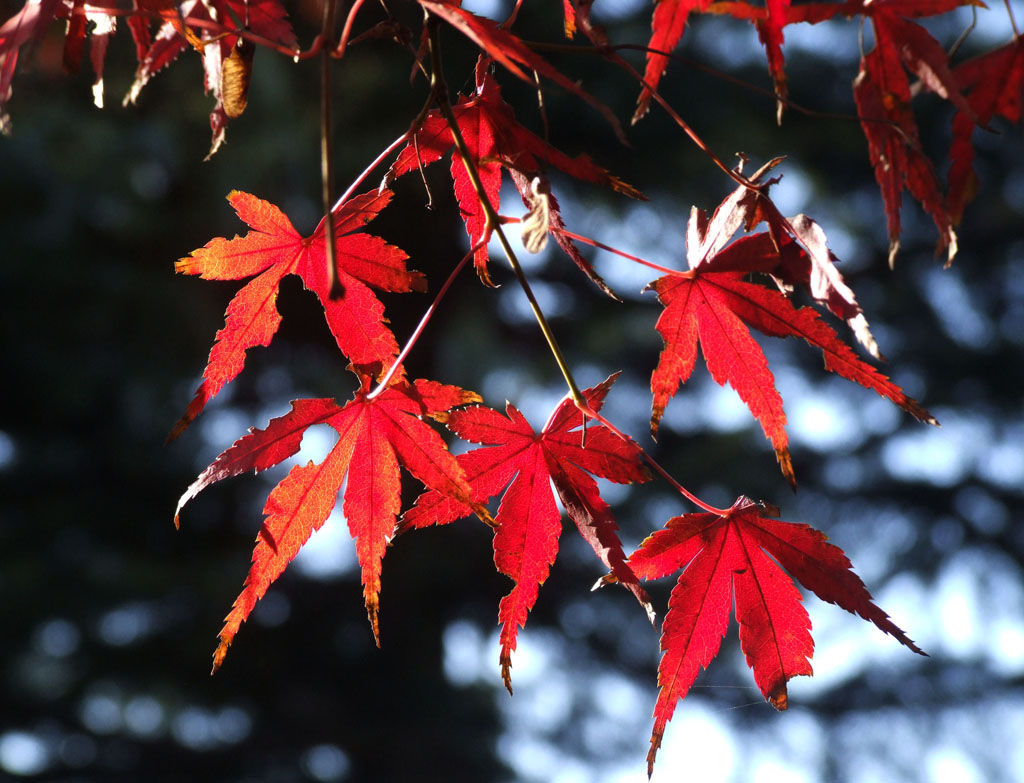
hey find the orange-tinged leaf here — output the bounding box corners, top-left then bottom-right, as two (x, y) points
(213, 433), (357, 673)
(562, 0), (577, 37)
(176, 374), (481, 671)
(630, 496), (924, 775)
(342, 407), (401, 644)
(174, 397), (341, 527)
(170, 189), (424, 441)
(401, 374), (652, 691)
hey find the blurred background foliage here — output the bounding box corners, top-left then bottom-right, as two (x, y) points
(1, 0), (1022, 780)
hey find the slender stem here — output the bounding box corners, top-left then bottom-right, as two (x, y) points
(1006, 0), (1020, 38)
(612, 44), (861, 123)
(581, 405), (731, 516)
(532, 70), (551, 146)
(334, 0), (368, 57)
(607, 49), (752, 190)
(330, 95), (434, 213)
(333, 130), (414, 212)
(525, 39), (863, 124)
(367, 239), (483, 400)
(425, 16), (586, 407)
(413, 133), (435, 209)
(504, 0), (526, 28)
(505, 36), (750, 188)
(552, 227), (680, 277)
(947, 6), (977, 60)
(321, 0), (342, 299)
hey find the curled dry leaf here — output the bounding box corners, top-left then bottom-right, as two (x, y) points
(520, 176), (553, 254)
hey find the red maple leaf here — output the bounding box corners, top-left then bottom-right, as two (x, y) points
(401, 374), (652, 691)
(562, 0), (578, 37)
(175, 372), (484, 671)
(853, 10), (970, 265)
(634, 0), (793, 123)
(390, 57), (640, 289)
(633, 0), (709, 124)
(949, 39), (1024, 221)
(648, 185), (935, 486)
(756, 0), (791, 119)
(629, 495), (924, 776)
(694, 159), (885, 358)
(170, 188), (424, 441)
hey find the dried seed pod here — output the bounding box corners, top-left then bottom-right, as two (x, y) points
(520, 176), (552, 254)
(221, 37), (255, 119)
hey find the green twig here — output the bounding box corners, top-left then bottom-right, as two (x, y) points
(425, 15), (585, 408)
(321, 0), (342, 300)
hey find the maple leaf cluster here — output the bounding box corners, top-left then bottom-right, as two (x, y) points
(167, 138), (930, 770)
(3, 0), (1014, 233)
(5, 0), (1017, 773)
